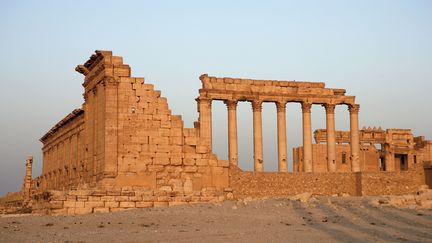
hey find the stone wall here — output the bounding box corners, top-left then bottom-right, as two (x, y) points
(360, 165), (426, 196)
(39, 109), (85, 190)
(293, 144), (380, 173)
(229, 166), (358, 198)
(230, 166), (426, 199)
(31, 184), (227, 215)
(32, 50), (231, 214)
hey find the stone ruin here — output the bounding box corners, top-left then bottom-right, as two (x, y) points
(293, 127), (432, 172)
(2, 50), (431, 215)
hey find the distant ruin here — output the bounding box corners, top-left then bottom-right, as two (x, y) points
(293, 128), (432, 172)
(4, 50), (431, 215)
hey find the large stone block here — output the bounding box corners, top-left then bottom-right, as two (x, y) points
(63, 201), (76, 208)
(94, 208), (110, 214)
(120, 201), (136, 208)
(88, 196), (101, 201)
(74, 207), (93, 215)
(85, 201), (104, 208)
(154, 202), (168, 207)
(184, 158), (196, 166)
(153, 157), (170, 165)
(115, 196), (130, 202)
(100, 196), (115, 201)
(49, 201), (64, 209)
(136, 201), (154, 208)
(104, 201), (119, 208)
(170, 157), (183, 165)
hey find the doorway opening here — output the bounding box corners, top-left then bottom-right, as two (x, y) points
(395, 154), (408, 171)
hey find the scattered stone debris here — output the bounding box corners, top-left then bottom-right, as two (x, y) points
(290, 193), (313, 203)
(370, 185), (432, 209)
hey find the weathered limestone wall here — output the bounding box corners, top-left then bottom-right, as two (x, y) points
(39, 109), (85, 190)
(105, 72), (230, 193)
(230, 166), (425, 199)
(360, 145), (381, 172)
(32, 184), (227, 215)
(33, 51), (230, 214)
(229, 167), (358, 198)
(414, 136), (432, 164)
(75, 51), (231, 195)
(293, 144), (379, 173)
(360, 165), (426, 196)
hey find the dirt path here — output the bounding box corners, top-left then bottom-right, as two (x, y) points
(1, 197), (431, 242)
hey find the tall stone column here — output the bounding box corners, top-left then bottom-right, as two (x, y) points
(349, 104), (361, 172)
(252, 100), (264, 172)
(302, 102), (313, 172)
(384, 144), (394, 171)
(276, 101), (288, 172)
(324, 103), (337, 172)
(197, 97), (213, 150)
(22, 156), (33, 200)
(225, 100), (238, 166)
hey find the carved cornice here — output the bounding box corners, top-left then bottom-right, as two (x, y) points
(301, 102), (312, 113)
(348, 104), (360, 114)
(75, 65), (89, 75)
(251, 100), (263, 112)
(224, 100), (238, 110)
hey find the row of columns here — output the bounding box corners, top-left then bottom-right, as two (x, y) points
(199, 98), (360, 173)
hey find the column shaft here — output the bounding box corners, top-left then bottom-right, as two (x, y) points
(349, 104), (360, 172)
(325, 104), (336, 172)
(225, 100), (238, 166)
(197, 97), (212, 150)
(384, 144), (394, 171)
(302, 102), (313, 172)
(252, 101), (264, 172)
(276, 102), (288, 172)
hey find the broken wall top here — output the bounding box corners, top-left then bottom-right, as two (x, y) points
(76, 50), (131, 93)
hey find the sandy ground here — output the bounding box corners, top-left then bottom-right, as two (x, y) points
(1, 196), (431, 243)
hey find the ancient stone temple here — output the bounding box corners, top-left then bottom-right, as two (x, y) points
(22, 50), (430, 215)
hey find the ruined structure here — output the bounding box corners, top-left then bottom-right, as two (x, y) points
(293, 128), (432, 173)
(16, 50), (430, 215)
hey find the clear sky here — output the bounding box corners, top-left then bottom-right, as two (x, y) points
(0, 0), (431, 196)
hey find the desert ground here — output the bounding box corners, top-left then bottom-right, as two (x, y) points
(1, 196), (431, 243)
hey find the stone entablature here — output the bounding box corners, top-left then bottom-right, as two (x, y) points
(199, 74), (353, 104)
(314, 127), (386, 144)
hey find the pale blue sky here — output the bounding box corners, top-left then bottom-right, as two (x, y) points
(0, 0), (431, 195)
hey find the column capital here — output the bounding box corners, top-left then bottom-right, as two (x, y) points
(348, 104), (360, 114)
(276, 101), (287, 112)
(301, 102), (312, 113)
(323, 103), (336, 114)
(196, 97), (212, 108)
(224, 100), (238, 110)
(251, 100), (263, 112)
